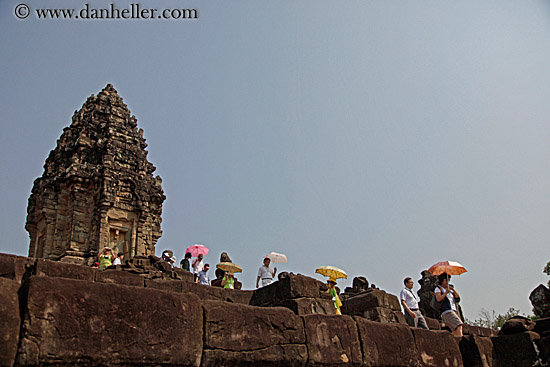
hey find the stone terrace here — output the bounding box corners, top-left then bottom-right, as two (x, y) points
(1, 252), (549, 367)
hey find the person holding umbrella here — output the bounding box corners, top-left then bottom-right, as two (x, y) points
(256, 257), (277, 288)
(435, 273), (463, 337)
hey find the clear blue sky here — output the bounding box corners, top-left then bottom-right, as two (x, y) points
(2, 0), (550, 321)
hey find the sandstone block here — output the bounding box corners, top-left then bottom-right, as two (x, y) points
(302, 314), (362, 367)
(0, 278), (20, 367)
(201, 345), (308, 367)
(17, 276), (202, 366)
(181, 281), (253, 304)
(362, 307), (407, 324)
(535, 335), (550, 365)
(203, 301), (305, 351)
(498, 316), (535, 335)
(34, 258), (96, 281)
(534, 317), (550, 337)
(530, 284), (550, 318)
(459, 335), (494, 367)
(424, 316), (441, 330)
(491, 332), (540, 367)
(412, 329), (463, 367)
(341, 290), (401, 315)
(250, 273), (330, 307)
(0, 253), (33, 283)
(354, 317), (419, 367)
(95, 269), (145, 287)
(278, 297), (337, 315)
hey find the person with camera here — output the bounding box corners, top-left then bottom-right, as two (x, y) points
(434, 273), (463, 336)
(98, 247), (115, 269)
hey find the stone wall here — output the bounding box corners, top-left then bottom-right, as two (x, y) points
(1, 252), (547, 367)
(26, 85), (165, 265)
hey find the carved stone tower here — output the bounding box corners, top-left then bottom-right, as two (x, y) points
(26, 84), (165, 264)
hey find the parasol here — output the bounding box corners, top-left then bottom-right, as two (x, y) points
(265, 252), (288, 263)
(315, 265), (347, 281)
(186, 244), (209, 257)
(216, 262), (242, 273)
(428, 261), (467, 276)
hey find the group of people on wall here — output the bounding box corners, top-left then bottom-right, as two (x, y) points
(400, 273), (463, 336)
(94, 247), (463, 334)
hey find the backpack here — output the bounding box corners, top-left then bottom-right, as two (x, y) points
(430, 286), (444, 311)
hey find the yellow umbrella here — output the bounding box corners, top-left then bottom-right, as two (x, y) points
(216, 262), (242, 273)
(315, 265), (347, 281)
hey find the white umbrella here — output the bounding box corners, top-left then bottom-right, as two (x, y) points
(265, 252), (288, 263)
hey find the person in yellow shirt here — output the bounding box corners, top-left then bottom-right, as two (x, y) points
(327, 278), (342, 315)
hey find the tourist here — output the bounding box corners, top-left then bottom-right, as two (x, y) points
(169, 256), (176, 268)
(192, 254), (204, 281)
(400, 277), (428, 329)
(221, 272), (235, 289)
(180, 252), (192, 272)
(435, 273), (463, 337)
(112, 252), (124, 266)
(256, 257), (277, 288)
(99, 247), (115, 269)
(196, 264), (211, 285)
(326, 279), (342, 315)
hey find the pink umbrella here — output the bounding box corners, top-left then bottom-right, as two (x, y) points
(185, 244), (209, 257)
(428, 261), (467, 276)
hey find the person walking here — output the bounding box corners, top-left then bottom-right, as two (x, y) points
(256, 257), (277, 288)
(192, 254), (204, 282)
(435, 273), (463, 337)
(326, 279), (342, 315)
(180, 252), (192, 272)
(196, 264), (211, 285)
(400, 277), (429, 329)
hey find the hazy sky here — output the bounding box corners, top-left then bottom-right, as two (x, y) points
(2, 0), (550, 321)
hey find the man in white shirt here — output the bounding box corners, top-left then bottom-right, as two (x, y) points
(256, 257), (277, 288)
(112, 252), (124, 266)
(192, 254), (204, 282)
(400, 277), (429, 329)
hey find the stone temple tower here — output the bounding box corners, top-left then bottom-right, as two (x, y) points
(26, 84), (165, 265)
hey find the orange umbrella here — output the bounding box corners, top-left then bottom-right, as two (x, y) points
(428, 261), (467, 276)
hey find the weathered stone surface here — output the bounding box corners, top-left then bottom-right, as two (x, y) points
(341, 289), (401, 315)
(279, 297), (337, 315)
(26, 84), (165, 265)
(203, 301), (305, 351)
(424, 316), (441, 330)
(498, 316), (535, 335)
(354, 317), (419, 367)
(145, 279), (253, 304)
(535, 335), (550, 365)
(302, 314), (362, 367)
(459, 335), (494, 367)
(534, 317), (550, 337)
(201, 345), (308, 367)
(491, 332), (540, 367)
(173, 267), (194, 282)
(362, 307), (407, 324)
(0, 278), (20, 367)
(412, 329), (463, 367)
(418, 270), (440, 319)
(34, 258), (96, 281)
(250, 273), (330, 307)
(0, 253), (33, 283)
(530, 284), (550, 318)
(17, 276), (202, 366)
(182, 282), (253, 304)
(95, 269), (145, 287)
